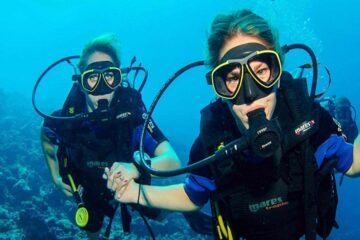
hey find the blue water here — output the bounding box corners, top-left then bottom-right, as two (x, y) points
(1, 0), (359, 239)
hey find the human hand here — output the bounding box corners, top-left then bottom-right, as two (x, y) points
(103, 162), (140, 192)
(54, 176), (73, 197)
(114, 179), (140, 204)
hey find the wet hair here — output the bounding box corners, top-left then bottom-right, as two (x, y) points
(78, 33), (120, 73)
(207, 9), (282, 68)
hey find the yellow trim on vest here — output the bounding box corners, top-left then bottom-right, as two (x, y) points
(214, 201), (234, 240)
(227, 224), (233, 240)
(216, 225), (223, 239)
(67, 174), (77, 192)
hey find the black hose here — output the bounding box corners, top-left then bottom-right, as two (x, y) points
(139, 212), (155, 240)
(283, 44), (318, 100)
(32, 56), (80, 120)
(131, 66), (148, 93)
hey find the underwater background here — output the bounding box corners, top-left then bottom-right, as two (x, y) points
(1, 0), (359, 239)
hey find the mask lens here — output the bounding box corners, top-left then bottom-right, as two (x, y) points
(247, 51), (281, 87)
(103, 68), (121, 89)
(82, 70), (100, 92)
(212, 62), (242, 98)
(81, 67), (122, 92)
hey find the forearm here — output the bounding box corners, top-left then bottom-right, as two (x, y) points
(46, 157), (60, 183)
(346, 135), (360, 177)
(151, 141), (181, 171)
(40, 127), (60, 183)
(151, 153), (180, 171)
(138, 183), (201, 212)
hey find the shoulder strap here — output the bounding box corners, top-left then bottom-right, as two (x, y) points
(302, 140), (318, 240)
(61, 83), (86, 117)
(277, 72), (320, 153)
(44, 83), (84, 139)
(279, 72), (339, 240)
(200, 99), (238, 153)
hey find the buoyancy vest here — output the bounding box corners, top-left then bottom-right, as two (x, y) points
(199, 73), (339, 240)
(45, 83), (151, 202)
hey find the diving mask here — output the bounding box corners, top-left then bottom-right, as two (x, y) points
(80, 61), (122, 95)
(207, 43), (282, 104)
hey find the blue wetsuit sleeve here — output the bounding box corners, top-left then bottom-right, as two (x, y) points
(42, 110), (62, 145)
(183, 174), (216, 206)
(43, 127), (61, 145)
(132, 125), (162, 156)
(315, 134), (353, 173)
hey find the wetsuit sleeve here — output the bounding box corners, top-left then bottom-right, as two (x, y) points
(132, 124), (166, 156)
(42, 110), (62, 145)
(312, 106), (353, 173)
(182, 136), (217, 206)
(184, 174), (216, 206)
(131, 96), (168, 156)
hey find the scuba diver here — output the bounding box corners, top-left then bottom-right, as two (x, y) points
(38, 34), (212, 239)
(319, 96), (358, 144)
(333, 97), (358, 143)
(104, 10), (360, 240)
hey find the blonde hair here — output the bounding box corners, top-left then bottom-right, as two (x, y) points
(207, 9), (282, 68)
(78, 33), (120, 73)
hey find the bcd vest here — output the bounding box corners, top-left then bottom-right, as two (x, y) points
(46, 83), (151, 202)
(199, 73), (338, 240)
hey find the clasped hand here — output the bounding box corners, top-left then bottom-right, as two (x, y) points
(103, 151), (150, 203)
